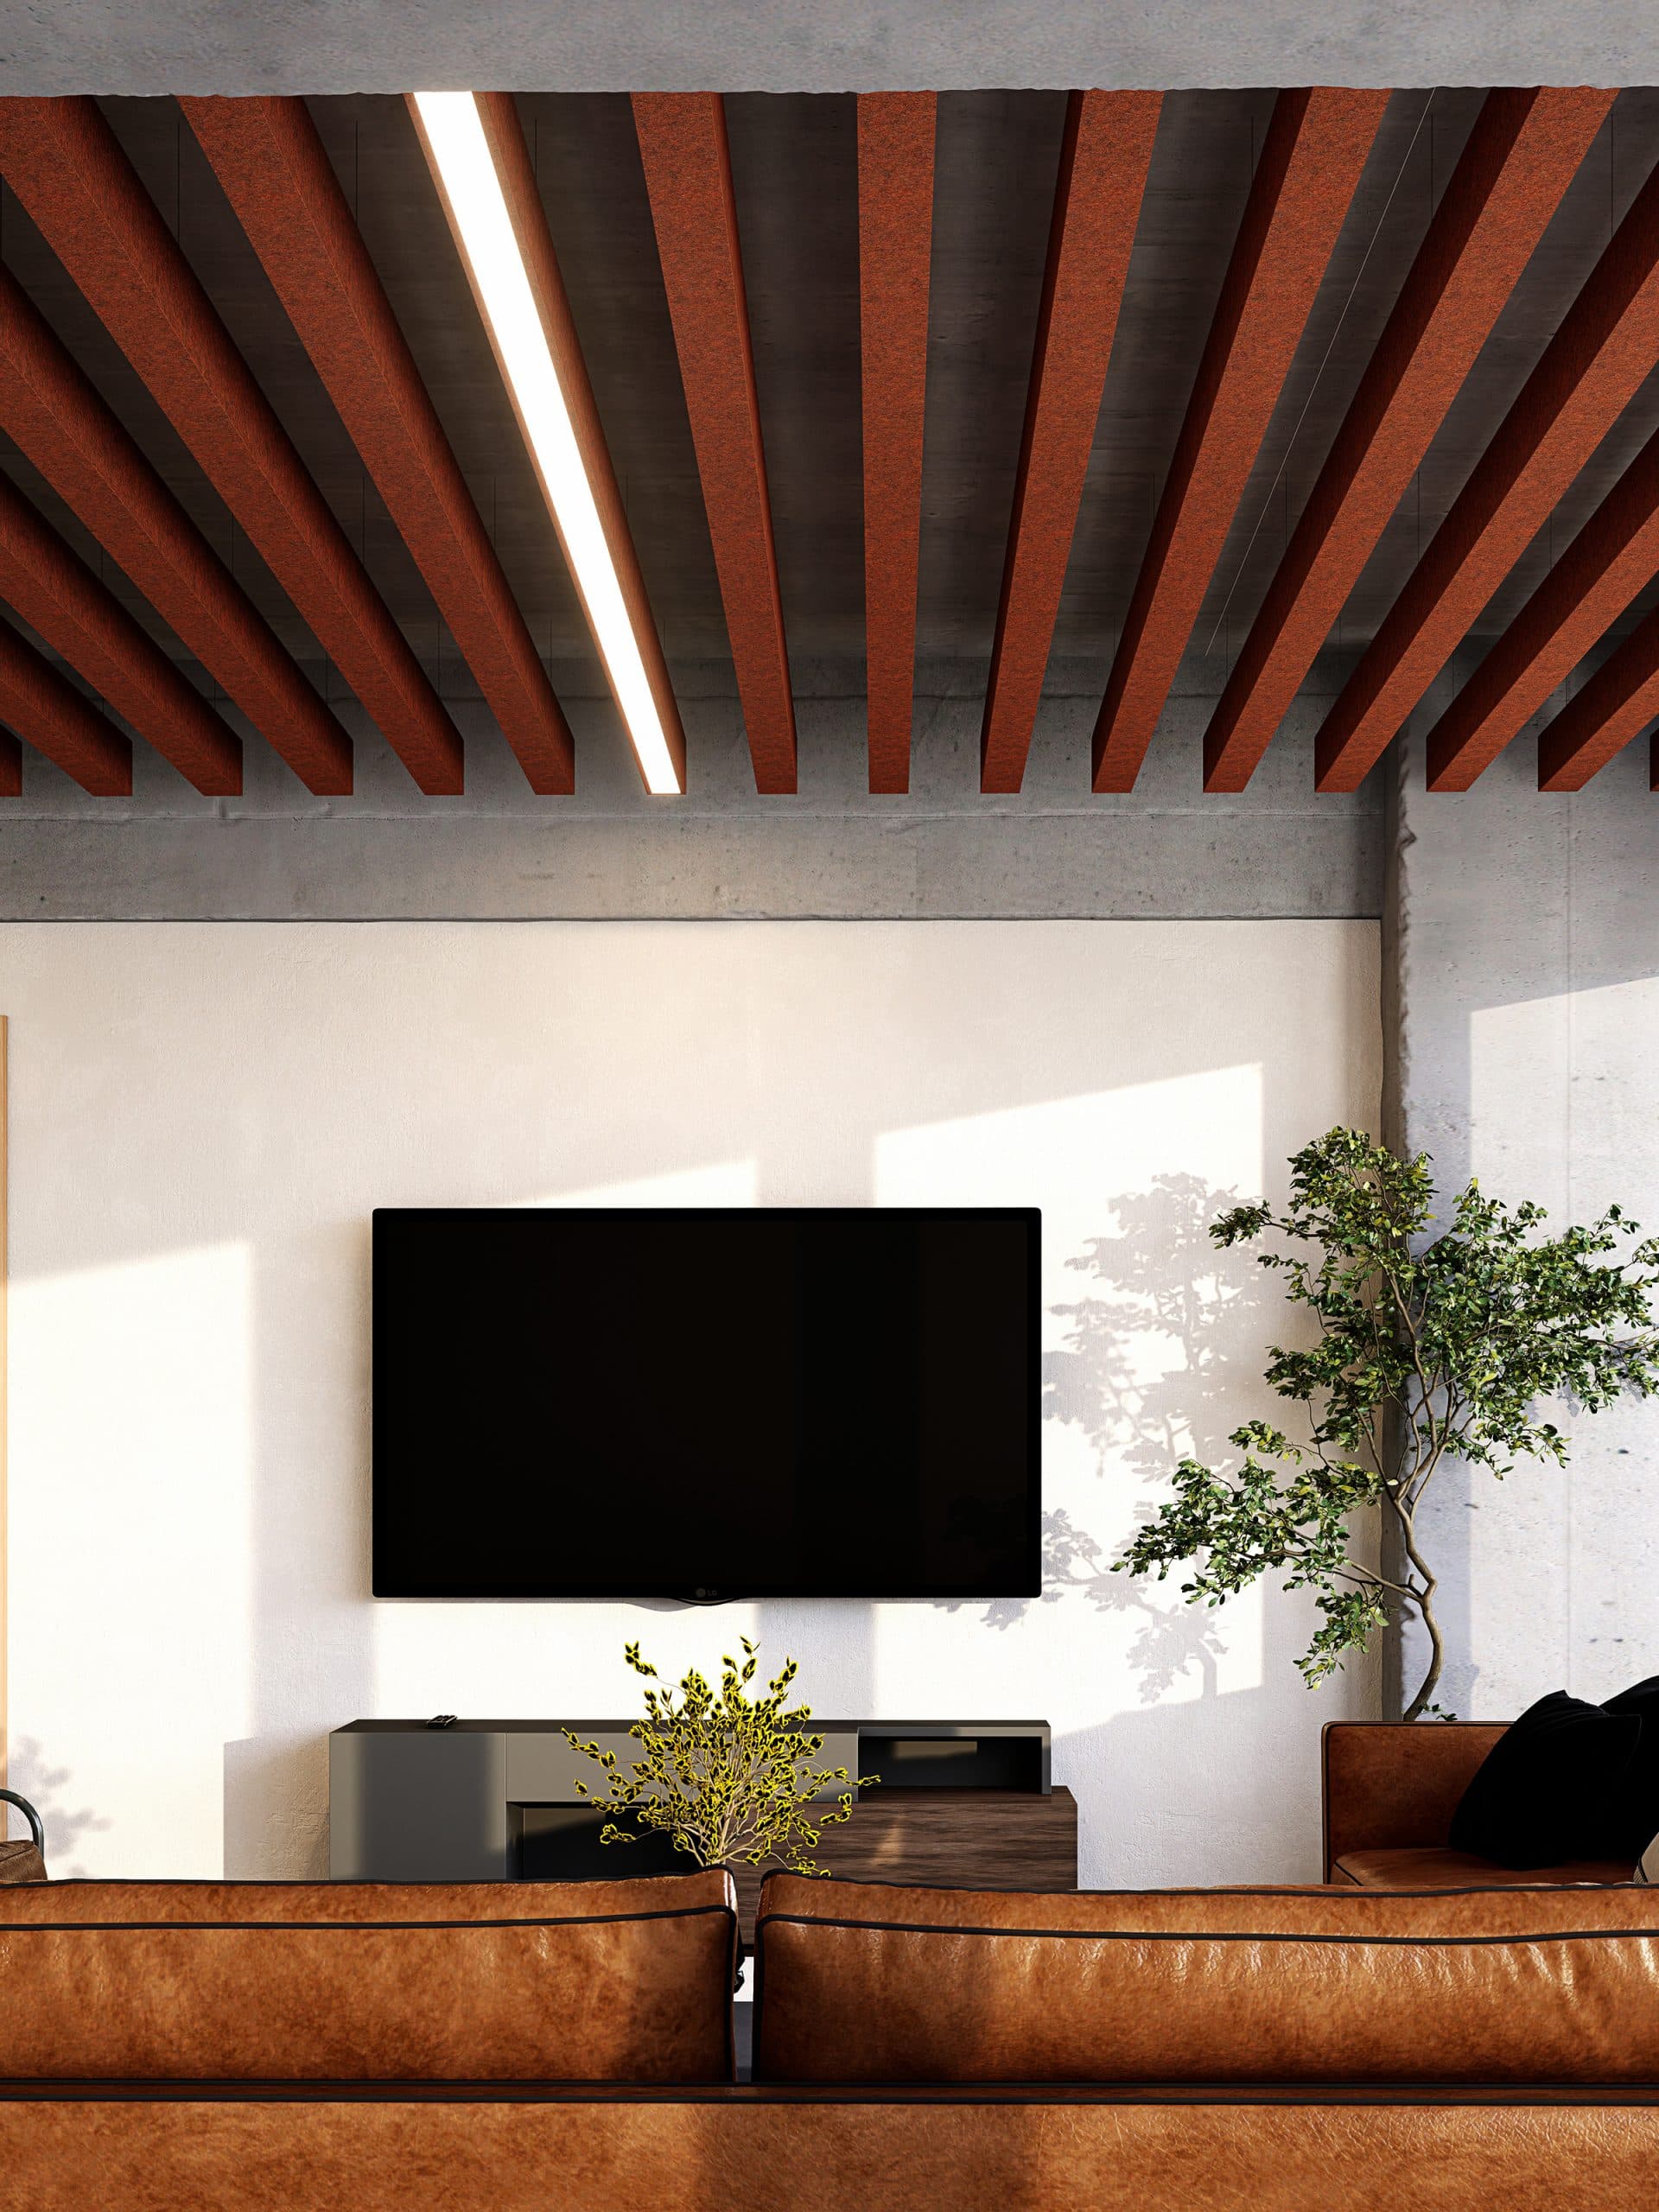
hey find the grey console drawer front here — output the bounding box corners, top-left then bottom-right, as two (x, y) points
(506, 1731), (638, 1802)
(803, 1731), (860, 1798)
(329, 1728), (509, 1880)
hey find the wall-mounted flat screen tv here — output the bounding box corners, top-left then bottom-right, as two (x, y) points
(372, 1207), (1040, 1599)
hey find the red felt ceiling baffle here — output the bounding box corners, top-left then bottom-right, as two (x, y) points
(0, 616), (133, 796)
(858, 92), (937, 797)
(1093, 89), (1389, 794)
(981, 90), (1161, 797)
(0, 97), (472, 795)
(0, 471), (239, 794)
(1322, 128), (1659, 792)
(1200, 87), (1612, 795)
(0, 258), (351, 793)
(633, 92), (796, 795)
(187, 94), (580, 796)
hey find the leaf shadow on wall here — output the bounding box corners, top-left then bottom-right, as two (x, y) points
(950, 1173), (1272, 1700)
(7, 1736), (110, 1878)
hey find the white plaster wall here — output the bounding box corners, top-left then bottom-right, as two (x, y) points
(3, 918), (1380, 1881)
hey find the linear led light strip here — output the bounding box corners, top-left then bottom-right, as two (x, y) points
(411, 91), (683, 796)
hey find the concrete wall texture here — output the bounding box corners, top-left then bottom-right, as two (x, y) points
(1393, 720), (1659, 1722)
(1, 918), (1380, 1882)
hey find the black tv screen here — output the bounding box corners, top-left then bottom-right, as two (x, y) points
(372, 1207), (1040, 1599)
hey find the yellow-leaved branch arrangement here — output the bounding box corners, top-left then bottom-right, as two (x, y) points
(565, 1638), (876, 1874)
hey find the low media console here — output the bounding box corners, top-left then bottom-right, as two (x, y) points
(329, 1719), (1075, 1937)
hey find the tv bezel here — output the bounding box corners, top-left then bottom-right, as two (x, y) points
(370, 1204), (1043, 1603)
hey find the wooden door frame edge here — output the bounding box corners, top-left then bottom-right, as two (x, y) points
(2, 1015), (10, 1798)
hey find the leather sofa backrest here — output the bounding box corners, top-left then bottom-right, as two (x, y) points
(1322, 1721), (1507, 1875)
(0, 1872), (735, 2082)
(0, 1875), (698, 1923)
(758, 1872), (1658, 1938)
(753, 1874), (1659, 2084)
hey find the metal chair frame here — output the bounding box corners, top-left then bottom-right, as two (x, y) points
(0, 1788), (44, 1853)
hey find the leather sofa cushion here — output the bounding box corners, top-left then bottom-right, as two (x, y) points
(753, 1874), (1659, 2085)
(0, 1872), (735, 2082)
(1334, 1847), (1635, 1888)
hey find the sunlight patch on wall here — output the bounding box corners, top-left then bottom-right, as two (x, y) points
(9, 1243), (254, 1875)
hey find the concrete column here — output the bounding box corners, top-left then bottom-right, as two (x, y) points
(1391, 713), (1659, 1718)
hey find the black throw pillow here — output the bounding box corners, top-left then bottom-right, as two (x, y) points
(1448, 1690), (1643, 1869)
(1605, 1674), (1659, 1859)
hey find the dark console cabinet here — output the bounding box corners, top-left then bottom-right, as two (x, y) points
(330, 1719), (1074, 1936)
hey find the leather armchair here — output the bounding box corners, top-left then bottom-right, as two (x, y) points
(1322, 1721), (1637, 1886)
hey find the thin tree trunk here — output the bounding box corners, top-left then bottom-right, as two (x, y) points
(1402, 1584), (1444, 1721)
(1389, 1487), (1443, 1722)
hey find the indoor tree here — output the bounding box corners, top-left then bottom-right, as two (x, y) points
(1116, 1128), (1659, 1719)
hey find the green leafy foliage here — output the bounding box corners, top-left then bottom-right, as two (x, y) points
(1116, 1128), (1659, 1719)
(565, 1639), (877, 1874)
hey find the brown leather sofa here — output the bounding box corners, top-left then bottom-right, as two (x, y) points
(1, 1862), (1656, 2207)
(1323, 1720), (1638, 1885)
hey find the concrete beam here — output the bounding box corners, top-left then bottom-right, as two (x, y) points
(0, 677), (1382, 921)
(4, 3), (1659, 96)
